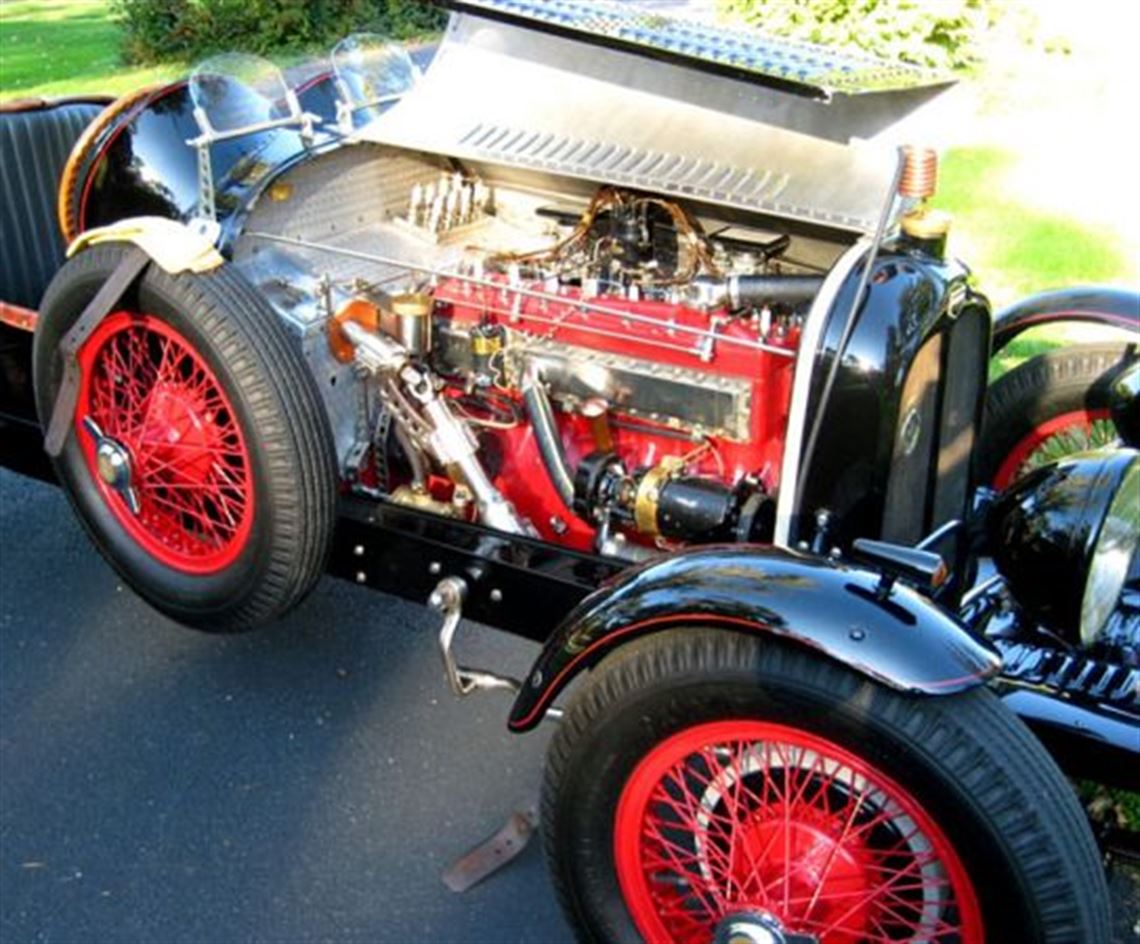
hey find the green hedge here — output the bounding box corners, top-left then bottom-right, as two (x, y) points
(718, 0), (996, 71)
(111, 0), (446, 64)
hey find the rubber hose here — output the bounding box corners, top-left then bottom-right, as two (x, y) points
(730, 274), (825, 308)
(521, 369), (575, 508)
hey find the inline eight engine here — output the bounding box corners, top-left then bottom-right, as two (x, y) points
(237, 149), (841, 559)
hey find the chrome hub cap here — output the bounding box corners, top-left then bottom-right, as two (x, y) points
(713, 911), (786, 944)
(95, 438), (130, 488)
(83, 417), (141, 514)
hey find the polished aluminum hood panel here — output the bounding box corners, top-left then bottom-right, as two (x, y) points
(439, 0), (952, 99)
(356, 10), (955, 234)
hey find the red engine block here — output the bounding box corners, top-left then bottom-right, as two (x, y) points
(433, 276), (802, 551)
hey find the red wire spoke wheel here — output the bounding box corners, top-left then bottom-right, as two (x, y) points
(542, 631), (1111, 943)
(980, 343), (1131, 489)
(35, 243), (337, 631)
(993, 408), (1114, 490)
(75, 312), (254, 574)
(613, 720), (982, 944)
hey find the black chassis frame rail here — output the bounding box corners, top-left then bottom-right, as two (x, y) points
(328, 495), (624, 643)
(10, 459), (1133, 773)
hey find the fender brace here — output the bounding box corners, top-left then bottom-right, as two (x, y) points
(43, 247), (149, 457)
(44, 217), (228, 457)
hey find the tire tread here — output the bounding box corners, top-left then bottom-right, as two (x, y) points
(34, 244), (337, 631)
(542, 630), (1110, 943)
(979, 341), (1135, 484)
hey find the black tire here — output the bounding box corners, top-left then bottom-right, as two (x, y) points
(979, 342), (1135, 488)
(33, 243), (337, 632)
(543, 630), (1109, 944)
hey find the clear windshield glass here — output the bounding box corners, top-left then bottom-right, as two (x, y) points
(332, 34), (419, 111)
(190, 53), (294, 135)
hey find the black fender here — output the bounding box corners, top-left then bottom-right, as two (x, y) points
(1111, 360), (1140, 446)
(992, 286), (1139, 354)
(507, 545), (1001, 731)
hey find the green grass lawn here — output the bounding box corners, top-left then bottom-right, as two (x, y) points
(939, 146), (1135, 374)
(939, 146), (1132, 301)
(0, 0), (185, 99)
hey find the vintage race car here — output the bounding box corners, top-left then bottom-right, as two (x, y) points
(1, 2), (1137, 941)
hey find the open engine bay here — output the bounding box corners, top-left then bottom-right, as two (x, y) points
(237, 144), (847, 558)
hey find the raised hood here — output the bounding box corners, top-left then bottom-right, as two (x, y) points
(356, 1), (956, 233)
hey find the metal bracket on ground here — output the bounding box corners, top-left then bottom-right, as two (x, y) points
(441, 804), (539, 893)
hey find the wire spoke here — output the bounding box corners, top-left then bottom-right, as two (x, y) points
(79, 315), (252, 569)
(616, 725), (979, 943)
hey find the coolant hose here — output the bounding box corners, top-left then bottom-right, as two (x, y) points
(729, 274), (825, 308)
(521, 366), (576, 509)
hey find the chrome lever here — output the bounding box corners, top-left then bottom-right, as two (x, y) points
(428, 576), (563, 720)
(430, 576), (521, 697)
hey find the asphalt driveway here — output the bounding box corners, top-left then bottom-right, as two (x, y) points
(0, 469), (572, 943)
(1, 468), (1137, 943)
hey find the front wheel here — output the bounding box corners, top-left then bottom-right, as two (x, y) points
(542, 630), (1109, 943)
(34, 244), (338, 631)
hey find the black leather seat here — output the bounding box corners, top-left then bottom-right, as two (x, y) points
(0, 98), (107, 310)
(0, 98), (107, 434)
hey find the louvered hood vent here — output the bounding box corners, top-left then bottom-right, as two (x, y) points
(356, 7), (955, 234)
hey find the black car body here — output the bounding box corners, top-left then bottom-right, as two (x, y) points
(1, 3), (1136, 941)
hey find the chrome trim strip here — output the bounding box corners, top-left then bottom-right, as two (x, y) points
(773, 238), (871, 548)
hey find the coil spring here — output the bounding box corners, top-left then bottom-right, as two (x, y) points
(899, 146), (938, 200)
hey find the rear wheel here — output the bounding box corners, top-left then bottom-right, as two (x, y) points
(34, 243), (337, 631)
(981, 343), (1134, 489)
(542, 630), (1110, 943)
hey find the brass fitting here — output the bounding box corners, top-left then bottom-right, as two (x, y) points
(391, 292), (433, 356)
(471, 332), (502, 356)
(580, 397), (614, 453)
(900, 205), (952, 258)
(901, 206), (951, 240)
(391, 292), (432, 319)
(632, 456), (684, 536)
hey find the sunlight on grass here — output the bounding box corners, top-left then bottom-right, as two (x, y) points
(1, 63), (187, 100)
(939, 147), (1132, 305)
(0, 0), (185, 99)
(939, 147), (1135, 377)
